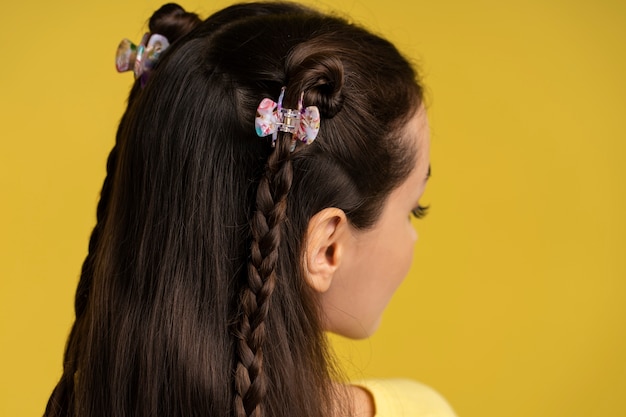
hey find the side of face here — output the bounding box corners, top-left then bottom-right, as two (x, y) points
(303, 106), (431, 339)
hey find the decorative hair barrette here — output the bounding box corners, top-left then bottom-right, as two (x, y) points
(255, 87), (321, 150)
(115, 33), (170, 85)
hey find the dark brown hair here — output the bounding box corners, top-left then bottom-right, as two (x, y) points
(45, 2), (423, 417)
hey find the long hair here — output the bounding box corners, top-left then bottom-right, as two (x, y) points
(45, 2), (423, 417)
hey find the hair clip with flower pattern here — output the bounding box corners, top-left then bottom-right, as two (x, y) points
(116, 33), (170, 86)
(255, 88), (320, 149)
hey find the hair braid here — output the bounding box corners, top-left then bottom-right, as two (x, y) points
(234, 135), (294, 417)
(46, 7), (203, 413)
(44, 137), (120, 417)
(76, 144), (119, 315)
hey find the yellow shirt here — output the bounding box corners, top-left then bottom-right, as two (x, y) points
(355, 379), (458, 417)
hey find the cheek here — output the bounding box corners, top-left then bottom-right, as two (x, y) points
(390, 238), (415, 288)
(410, 222), (418, 242)
(374, 224), (416, 299)
(389, 222), (417, 278)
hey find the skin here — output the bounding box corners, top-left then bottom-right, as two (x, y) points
(319, 105), (431, 417)
(315, 105), (431, 340)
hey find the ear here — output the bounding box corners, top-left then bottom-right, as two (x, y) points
(303, 208), (350, 294)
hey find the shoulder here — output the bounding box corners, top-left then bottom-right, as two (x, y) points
(353, 379), (458, 417)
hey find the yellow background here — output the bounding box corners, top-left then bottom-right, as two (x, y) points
(1, 0), (624, 416)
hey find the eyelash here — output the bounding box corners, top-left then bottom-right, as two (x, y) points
(411, 204), (429, 220)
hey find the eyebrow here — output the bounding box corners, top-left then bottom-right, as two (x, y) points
(425, 165), (431, 183)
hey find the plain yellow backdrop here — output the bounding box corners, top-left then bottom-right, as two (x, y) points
(1, 0), (625, 416)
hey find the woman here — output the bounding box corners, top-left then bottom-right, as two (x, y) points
(45, 2), (455, 416)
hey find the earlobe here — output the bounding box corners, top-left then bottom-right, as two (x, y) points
(303, 208), (349, 294)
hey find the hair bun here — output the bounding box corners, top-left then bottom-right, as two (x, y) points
(286, 52), (345, 119)
(149, 3), (202, 43)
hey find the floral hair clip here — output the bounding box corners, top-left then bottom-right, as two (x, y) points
(255, 88), (321, 150)
(115, 33), (170, 86)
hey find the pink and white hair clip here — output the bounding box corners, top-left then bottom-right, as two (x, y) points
(255, 88), (321, 149)
(116, 33), (170, 86)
